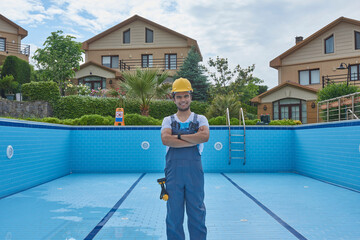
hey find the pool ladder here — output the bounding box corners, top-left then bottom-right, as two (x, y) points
(226, 108), (246, 165)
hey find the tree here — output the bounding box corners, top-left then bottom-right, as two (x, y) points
(173, 46), (210, 101)
(121, 68), (171, 116)
(33, 30), (84, 95)
(1, 56), (31, 96)
(0, 75), (18, 95)
(317, 83), (359, 101)
(207, 57), (263, 104)
(257, 85), (268, 95)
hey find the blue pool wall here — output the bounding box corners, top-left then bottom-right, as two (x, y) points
(294, 121), (360, 190)
(70, 127), (294, 173)
(0, 119), (71, 199)
(0, 118), (360, 198)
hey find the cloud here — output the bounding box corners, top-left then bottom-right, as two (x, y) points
(4, 0), (360, 88)
(0, 0), (49, 25)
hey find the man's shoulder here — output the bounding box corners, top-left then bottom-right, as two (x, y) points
(194, 113), (208, 121)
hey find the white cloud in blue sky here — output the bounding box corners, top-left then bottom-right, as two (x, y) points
(2, 0), (360, 88)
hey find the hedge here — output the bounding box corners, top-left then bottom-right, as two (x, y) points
(53, 96), (127, 119)
(22, 114), (160, 126)
(53, 96), (209, 120)
(208, 116), (301, 125)
(4, 114), (302, 126)
(22, 81), (60, 104)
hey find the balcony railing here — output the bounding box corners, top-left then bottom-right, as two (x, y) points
(119, 57), (185, 71)
(0, 41), (30, 56)
(322, 73), (360, 88)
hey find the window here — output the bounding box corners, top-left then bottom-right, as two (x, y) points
(273, 98), (307, 124)
(78, 76), (106, 90)
(325, 35), (334, 54)
(0, 38), (5, 51)
(142, 54), (153, 68)
(350, 64), (360, 81)
(355, 31), (360, 50)
(146, 28), (153, 43)
(123, 29), (130, 44)
(165, 54), (177, 69)
(102, 56), (119, 68)
(299, 69), (320, 85)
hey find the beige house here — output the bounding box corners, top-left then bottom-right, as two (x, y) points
(75, 15), (202, 90)
(0, 14), (30, 66)
(252, 16), (360, 124)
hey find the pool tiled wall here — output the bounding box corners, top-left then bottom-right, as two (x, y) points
(0, 120), (71, 198)
(70, 127), (294, 173)
(1, 118), (360, 198)
(294, 121), (360, 190)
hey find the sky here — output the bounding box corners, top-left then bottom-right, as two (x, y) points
(2, 0), (360, 89)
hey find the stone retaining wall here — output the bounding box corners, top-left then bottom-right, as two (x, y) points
(0, 98), (52, 118)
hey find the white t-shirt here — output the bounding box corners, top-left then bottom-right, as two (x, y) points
(161, 112), (209, 155)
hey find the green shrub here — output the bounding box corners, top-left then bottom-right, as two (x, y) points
(269, 119), (302, 125)
(77, 114), (109, 125)
(0, 75), (18, 94)
(1, 56), (31, 87)
(149, 100), (177, 119)
(22, 81), (60, 104)
(242, 103), (257, 115)
(42, 117), (62, 124)
(245, 119), (260, 125)
(53, 95), (208, 120)
(53, 96), (125, 119)
(207, 117), (300, 125)
(317, 83), (359, 101)
(124, 113), (162, 125)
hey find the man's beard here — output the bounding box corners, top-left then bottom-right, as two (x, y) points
(177, 105), (190, 112)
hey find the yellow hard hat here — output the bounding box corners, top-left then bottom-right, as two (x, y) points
(171, 78), (193, 93)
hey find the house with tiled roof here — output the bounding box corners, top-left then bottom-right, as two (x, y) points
(74, 15), (201, 91)
(252, 16), (360, 124)
(0, 14), (30, 66)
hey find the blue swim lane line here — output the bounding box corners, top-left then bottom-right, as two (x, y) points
(84, 173), (146, 240)
(221, 173), (308, 240)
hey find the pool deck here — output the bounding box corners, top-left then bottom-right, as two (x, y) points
(1, 173), (360, 240)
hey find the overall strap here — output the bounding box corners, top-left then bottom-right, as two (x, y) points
(193, 113), (198, 123)
(170, 114), (179, 131)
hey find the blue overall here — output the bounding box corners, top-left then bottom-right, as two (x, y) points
(165, 114), (207, 240)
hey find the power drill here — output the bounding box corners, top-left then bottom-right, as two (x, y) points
(157, 178), (169, 201)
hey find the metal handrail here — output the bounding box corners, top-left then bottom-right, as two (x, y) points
(239, 108), (246, 165)
(226, 108), (231, 165)
(317, 92), (360, 104)
(347, 109), (359, 120)
(0, 41), (30, 56)
(317, 92), (360, 123)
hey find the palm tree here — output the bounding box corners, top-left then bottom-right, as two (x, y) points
(206, 94), (242, 119)
(121, 68), (171, 116)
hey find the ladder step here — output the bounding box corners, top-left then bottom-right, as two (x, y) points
(231, 157), (244, 159)
(231, 142), (244, 144)
(231, 134), (244, 136)
(230, 149), (244, 152)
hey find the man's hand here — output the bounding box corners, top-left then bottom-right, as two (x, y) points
(180, 125), (209, 144)
(161, 126), (210, 148)
(161, 128), (197, 148)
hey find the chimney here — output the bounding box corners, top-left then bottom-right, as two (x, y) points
(295, 36), (303, 45)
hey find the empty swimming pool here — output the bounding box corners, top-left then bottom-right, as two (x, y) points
(1, 118), (360, 239)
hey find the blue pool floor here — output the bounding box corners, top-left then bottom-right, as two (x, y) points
(1, 173), (360, 240)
